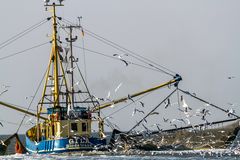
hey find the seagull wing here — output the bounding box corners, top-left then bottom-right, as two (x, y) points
(120, 59), (129, 66)
(106, 91), (111, 99)
(128, 94), (135, 102)
(114, 83), (122, 92)
(139, 101), (145, 107)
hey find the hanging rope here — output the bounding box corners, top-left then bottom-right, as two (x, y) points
(128, 88), (178, 133)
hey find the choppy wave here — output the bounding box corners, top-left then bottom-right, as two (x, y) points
(1, 149), (240, 160)
(1, 135), (240, 159)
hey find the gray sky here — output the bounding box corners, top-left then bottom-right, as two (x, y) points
(0, 0), (240, 134)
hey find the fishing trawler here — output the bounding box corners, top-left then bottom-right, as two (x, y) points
(0, 0), (239, 155)
(0, 0), (182, 154)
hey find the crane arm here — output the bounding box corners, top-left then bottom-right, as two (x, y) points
(0, 101), (47, 120)
(91, 74), (182, 112)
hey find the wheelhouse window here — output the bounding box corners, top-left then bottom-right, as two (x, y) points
(82, 123), (87, 132)
(71, 123), (78, 132)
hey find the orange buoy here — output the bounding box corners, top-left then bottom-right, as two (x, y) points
(15, 138), (23, 154)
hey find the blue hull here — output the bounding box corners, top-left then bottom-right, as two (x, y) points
(25, 136), (107, 154)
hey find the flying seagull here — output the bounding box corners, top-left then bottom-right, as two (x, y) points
(113, 53), (128, 58)
(151, 124), (162, 131)
(106, 91), (111, 101)
(142, 123), (150, 132)
(181, 97), (192, 112)
(114, 83), (122, 93)
(227, 108), (235, 117)
(228, 76), (235, 79)
(197, 108), (211, 120)
(110, 103), (115, 108)
(113, 53), (129, 66)
(66, 67), (75, 74)
(139, 101), (145, 107)
(132, 108), (144, 116)
(135, 108), (145, 114)
(164, 98), (171, 109)
(0, 140), (6, 146)
(128, 94), (135, 103)
(171, 123), (178, 129)
(185, 118), (191, 125)
(149, 112), (159, 116)
(163, 117), (169, 123)
(171, 118), (186, 124)
(143, 118), (148, 123)
(0, 89), (8, 96)
(91, 95), (103, 102)
(2, 84), (10, 89)
(103, 116), (113, 120)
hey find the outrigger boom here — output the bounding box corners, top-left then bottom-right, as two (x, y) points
(0, 101), (47, 120)
(91, 74), (182, 112)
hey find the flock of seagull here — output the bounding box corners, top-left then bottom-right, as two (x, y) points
(94, 80), (239, 135)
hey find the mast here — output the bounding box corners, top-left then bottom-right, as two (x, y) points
(64, 24), (106, 138)
(52, 3), (60, 107)
(65, 26), (78, 108)
(40, 1), (64, 110)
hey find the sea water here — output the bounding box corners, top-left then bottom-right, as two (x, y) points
(1, 151), (240, 160)
(1, 135), (240, 160)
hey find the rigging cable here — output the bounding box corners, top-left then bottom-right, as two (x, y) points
(0, 41), (50, 61)
(57, 21), (89, 105)
(178, 88), (240, 118)
(83, 29), (175, 77)
(59, 20), (87, 83)
(0, 18), (50, 50)
(75, 57), (117, 129)
(75, 62), (99, 108)
(0, 119), (30, 126)
(69, 43), (164, 74)
(62, 18), (177, 77)
(128, 88), (178, 133)
(80, 31), (87, 85)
